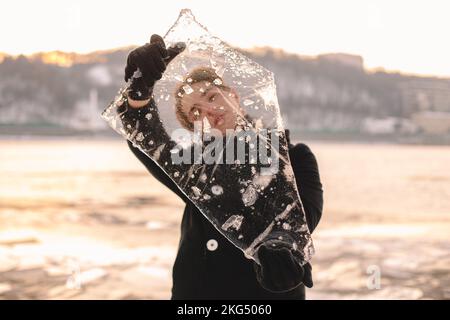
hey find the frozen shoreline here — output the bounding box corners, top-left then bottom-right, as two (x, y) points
(1, 140), (449, 299)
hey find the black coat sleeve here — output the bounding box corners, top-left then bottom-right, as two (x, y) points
(289, 143), (323, 233)
(118, 96), (190, 203)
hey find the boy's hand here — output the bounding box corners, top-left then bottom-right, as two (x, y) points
(124, 34), (185, 101)
(255, 242), (313, 293)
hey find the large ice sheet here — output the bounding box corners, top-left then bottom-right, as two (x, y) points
(101, 9), (314, 265)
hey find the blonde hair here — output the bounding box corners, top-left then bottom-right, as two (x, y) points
(174, 66), (228, 131)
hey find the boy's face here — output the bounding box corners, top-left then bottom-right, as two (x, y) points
(180, 81), (243, 134)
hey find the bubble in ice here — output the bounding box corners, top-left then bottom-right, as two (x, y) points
(221, 215), (244, 231)
(296, 224), (309, 233)
(282, 222), (292, 230)
(183, 84), (194, 94)
(242, 184), (258, 207)
(191, 186), (202, 197)
(136, 132), (144, 142)
(211, 185), (223, 195)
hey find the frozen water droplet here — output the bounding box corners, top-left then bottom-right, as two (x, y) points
(211, 185), (223, 195)
(243, 99), (254, 106)
(203, 194), (211, 200)
(292, 242), (298, 250)
(221, 215), (244, 231)
(186, 77), (193, 83)
(238, 234), (244, 240)
(282, 223), (292, 230)
(296, 225), (308, 232)
(145, 113), (152, 120)
(148, 140), (154, 146)
(242, 185), (257, 207)
(170, 148), (180, 154)
(278, 236), (283, 241)
(136, 132), (144, 142)
(183, 84), (193, 94)
(174, 171), (179, 178)
(213, 78), (222, 86)
(191, 186), (201, 197)
(200, 173), (207, 182)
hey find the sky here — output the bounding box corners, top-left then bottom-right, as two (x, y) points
(2, 0), (449, 77)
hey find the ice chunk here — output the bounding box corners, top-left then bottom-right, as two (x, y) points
(101, 9), (314, 266)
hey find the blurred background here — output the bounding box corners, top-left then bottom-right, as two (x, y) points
(0, 0), (449, 299)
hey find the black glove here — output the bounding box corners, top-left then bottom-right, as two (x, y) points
(124, 34), (185, 100)
(255, 240), (313, 293)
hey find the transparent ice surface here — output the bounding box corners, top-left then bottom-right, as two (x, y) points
(101, 9), (314, 265)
